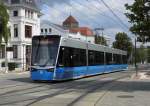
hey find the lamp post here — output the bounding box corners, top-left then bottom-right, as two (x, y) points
(134, 36), (138, 76)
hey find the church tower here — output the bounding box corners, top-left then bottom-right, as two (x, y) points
(63, 15), (79, 29)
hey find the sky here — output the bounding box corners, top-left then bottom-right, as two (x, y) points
(35, 0), (135, 41)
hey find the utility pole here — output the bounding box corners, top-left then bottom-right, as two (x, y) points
(95, 28), (104, 44)
(134, 36), (138, 76)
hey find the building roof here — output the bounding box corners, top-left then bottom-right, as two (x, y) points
(3, 0), (40, 12)
(69, 27), (94, 36)
(40, 20), (69, 33)
(63, 15), (79, 25)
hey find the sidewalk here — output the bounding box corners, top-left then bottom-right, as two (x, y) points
(96, 72), (150, 106)
(0, 69), (29, 75)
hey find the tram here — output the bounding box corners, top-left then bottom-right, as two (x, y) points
(30, 35), (128, 81)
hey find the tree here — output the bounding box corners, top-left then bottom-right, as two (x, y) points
(125, 0), (150, 43)
(0, 1), (10, 72)
(136, 45), (147, 64)
(147, 47), (150, 63)
(0, 1), (10, 44)
(95, 35), (107, 46)
(113, 32), (133, 59)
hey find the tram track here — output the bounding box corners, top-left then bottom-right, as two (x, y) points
(0, 71), (131, 106)
(27, 71), (130, 106)
(67, 73), (130, 106)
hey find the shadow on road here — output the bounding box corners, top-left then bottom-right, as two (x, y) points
(2, 70), (149, 106)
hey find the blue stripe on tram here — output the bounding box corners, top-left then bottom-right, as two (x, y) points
(55, 64), (128, 80)
(31, 69), (54, 81)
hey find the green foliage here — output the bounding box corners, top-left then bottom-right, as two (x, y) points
(125, 0), (150, 43)
(8, 62), (17, 71)
(147, 47), (150, 63)
(95, 35), (107, 46)
(136, 45), (147, 64)
(0, 1), (10, 44)
(113, 32), (133, 57)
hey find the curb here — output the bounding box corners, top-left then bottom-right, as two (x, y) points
(0, 71), (29, 75)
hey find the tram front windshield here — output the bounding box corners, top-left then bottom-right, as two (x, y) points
(31, 36), (60, 67)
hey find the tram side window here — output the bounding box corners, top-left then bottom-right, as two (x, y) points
(57, 47), (72, 67)
(113, 54), (118, 64)
(57, 47), (86, 67)
(117, 54), (122, 64)
(95, 51), (104, 65)
(106, 53), (113, 65)
(122, 55), (127, 64)
(79, 49), (86, 66)
(72, 49), (79, 66)
(88, 50), (95, 66)
(72, 48), (86, 66)
(113, 54), (123, 64)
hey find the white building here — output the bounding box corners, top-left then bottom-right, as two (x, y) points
(40, 20), (95, 44)
(0, 0), (41, 70)
(40, 20), (69, 37)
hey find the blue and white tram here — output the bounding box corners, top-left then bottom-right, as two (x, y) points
(31, 35), (128, 81)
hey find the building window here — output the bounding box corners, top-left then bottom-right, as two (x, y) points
(25, 10), (27, 18)
(31, 11), (33, 18)
(41, 29), (43, 33)
(0, 45), (5, 59)
(26, 0), (32, 3)
(25, 25), (32, 38)
(11, 0), (20, 4)
(28, 10), (30, 18)
(14, 24), (18, 37)
(13, 11), (18, 16)
(26, 45), (31, 66)
(45, 29), (47, 34)
(49, 28), (52, 33)
(13, 45), (18, 59)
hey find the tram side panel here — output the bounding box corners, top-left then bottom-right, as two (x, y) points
(55, 47), (128, 80)
(55, 46), (87, 80)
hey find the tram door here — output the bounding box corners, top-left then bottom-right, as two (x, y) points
(26, 45), (31, 70)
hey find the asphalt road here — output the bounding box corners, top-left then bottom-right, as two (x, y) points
(0, 70), (149, 106)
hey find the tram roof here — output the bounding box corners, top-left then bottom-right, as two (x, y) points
(32, 35), (127, 55)
(60, 37), (127, 55)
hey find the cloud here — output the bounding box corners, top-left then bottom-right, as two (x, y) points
(36, 0), (71, 7)
(36, 0), (135, 38)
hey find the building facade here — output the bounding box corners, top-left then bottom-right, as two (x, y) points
(40, 20), (69, 36)
(40, 20), (95, 43)
(0, 0), (41, 70)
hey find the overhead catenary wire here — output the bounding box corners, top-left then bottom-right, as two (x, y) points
(39, 1), (95, 26)
(62, 0), (103, 27)
(99, 0), (129, 30)
(85, 0), (126, 30)
(71, 0), (130, 35)
(39, 0), (133, 37)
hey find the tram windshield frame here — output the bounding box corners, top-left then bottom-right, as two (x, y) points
(31, 35), (60, 67)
